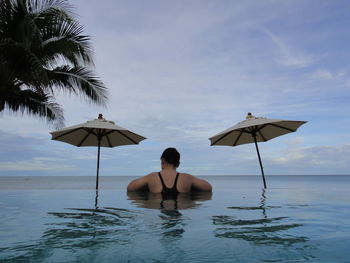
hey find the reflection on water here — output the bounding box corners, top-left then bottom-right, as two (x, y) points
(4, 187), (342, 262)
(1, 192), (213, 262)
(127, 191), (212, 210)
(159, 209), (184, 240)
(128, 191), (212, 241)
(1, 206), (138, 262)
(213, 189), (308, 246)
(213, 215), (306, 245)
(94, 189), (99, 208)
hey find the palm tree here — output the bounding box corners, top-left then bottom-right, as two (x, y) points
(0, 0), (107, 127)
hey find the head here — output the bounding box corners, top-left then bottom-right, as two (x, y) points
(160, 148), (180, 169)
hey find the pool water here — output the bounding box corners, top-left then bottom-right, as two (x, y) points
(0, 175), (349, 262)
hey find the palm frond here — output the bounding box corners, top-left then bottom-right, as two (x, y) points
(47, 65), (108, 105)
(41, 30), (93, 66)
(28, 0), (74, 17)
(39, 17), (93, 65)
(0, 85), (65, 128)
(0, 0), (17, 38)
(0, 0), (108, 127)
(0, 39), (49, 86)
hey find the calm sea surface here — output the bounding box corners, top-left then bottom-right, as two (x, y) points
(0, 175), (349, 263)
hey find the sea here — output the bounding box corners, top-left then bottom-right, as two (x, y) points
(0, 175), (349, 263)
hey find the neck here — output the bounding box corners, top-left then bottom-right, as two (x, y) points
(161, 164), (176, 171)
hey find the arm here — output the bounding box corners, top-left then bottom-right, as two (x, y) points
(191, 176), (212, 192)
(127, 175), (149, 192)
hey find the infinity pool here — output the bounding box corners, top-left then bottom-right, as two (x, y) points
(0, 175), (349, 262)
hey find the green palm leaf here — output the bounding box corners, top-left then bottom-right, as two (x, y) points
(1, 85), (64, 128)
(0, 0), (108, 125)
(47, 65), (107, 105)
(40, 18), (93, 66)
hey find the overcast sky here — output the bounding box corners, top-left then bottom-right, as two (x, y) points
(1, 0), (349, 177)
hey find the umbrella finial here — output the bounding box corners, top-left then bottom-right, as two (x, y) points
(98, 113), (104, 120)
(246, 112), (254, 119)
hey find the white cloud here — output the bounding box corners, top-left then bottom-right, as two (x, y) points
(268, 143), (350, 174)
(0, 160), (77, 172)
(259, 27), (314, 68)
(310, 69), (346, 81)
(286, 136), (305, 147)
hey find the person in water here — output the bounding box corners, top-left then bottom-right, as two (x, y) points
(127, 148), (212, 193)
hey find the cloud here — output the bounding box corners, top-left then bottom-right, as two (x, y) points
(0, 159), (77, 172)
(310, 69), (346, 81)
(267, 143), (350, 174)
(259, 27), (314, 68)
(286, 136), (305, 147)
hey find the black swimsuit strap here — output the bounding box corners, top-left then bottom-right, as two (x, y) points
(158, 172), (166, 189)
(173, 172), (180, 190)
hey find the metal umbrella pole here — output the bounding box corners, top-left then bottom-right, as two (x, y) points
(96, 136), (101, 190)
(252, 134), (267, 189)
(95, 189), (99, 209)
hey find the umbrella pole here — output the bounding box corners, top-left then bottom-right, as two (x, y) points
(95, 189), (99, 209)
(253, 135), (267, 189)
(96, 139), (101, 190)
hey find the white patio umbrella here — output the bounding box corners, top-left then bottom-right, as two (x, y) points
(209, 113), (307, 188)
(50, 114), (146, 190)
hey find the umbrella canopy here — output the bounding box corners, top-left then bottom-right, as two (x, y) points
(50, 114), (146, 190)
(209, 113), (307, 188)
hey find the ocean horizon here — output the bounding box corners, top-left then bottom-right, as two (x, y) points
(1, 174), (349, 190)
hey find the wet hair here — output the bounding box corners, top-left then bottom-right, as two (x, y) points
(161, 148), (180, 167)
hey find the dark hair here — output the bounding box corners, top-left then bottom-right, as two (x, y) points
(161, 148), (180, 167)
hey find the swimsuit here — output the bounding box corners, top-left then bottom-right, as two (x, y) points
(158, 172), (180, 210)
(158, 172), (180, 195)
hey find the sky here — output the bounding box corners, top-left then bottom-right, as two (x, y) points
(1, 0), (350, 177)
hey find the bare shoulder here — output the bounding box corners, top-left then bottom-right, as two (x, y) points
(180, 173), (200, 181)
(127, 173), (154, 191)
(186, 174), (212, 192)
(179, 173), (192, 179)
(147, 172), (159, 180)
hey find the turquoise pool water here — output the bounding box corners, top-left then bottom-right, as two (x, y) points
(0, 175), (349, 262)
